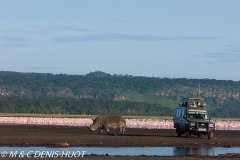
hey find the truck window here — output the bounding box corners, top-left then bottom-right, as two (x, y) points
(175, 108), (181, 118)
(181, 109), (186, 118)
(177, 109), (181, 118)
(175, 109), (179, 118)
(188, 111), (208, 119)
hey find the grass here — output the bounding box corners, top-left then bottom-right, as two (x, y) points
(211, 117), (240, 121)
(0, 113), (240, 120)
(0, 113), (172, 119)
(0, 113), (95, 118)
(123, 115), (173, 120)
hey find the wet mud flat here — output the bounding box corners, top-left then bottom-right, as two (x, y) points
(0, 125), (240, 159)
(1, 154), (240, 160)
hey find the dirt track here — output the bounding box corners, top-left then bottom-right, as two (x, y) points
(0, 125), (240, 159)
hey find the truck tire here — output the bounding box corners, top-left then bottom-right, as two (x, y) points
(176, 126), (181, 137)
(208, 132), (213, 139)
(197, 133), (202, 138)
(185, 126), (190, 138)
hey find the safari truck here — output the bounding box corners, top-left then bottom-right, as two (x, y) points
(173, 98), (214, 139)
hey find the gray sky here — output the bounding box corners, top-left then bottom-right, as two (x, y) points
(1, 0), (240, 81)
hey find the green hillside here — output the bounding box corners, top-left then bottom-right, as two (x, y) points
(0, 71), (240, 118)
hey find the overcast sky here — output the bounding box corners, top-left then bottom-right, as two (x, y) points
(1, 0), (240, 81)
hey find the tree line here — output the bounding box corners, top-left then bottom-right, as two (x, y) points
(0, 97), (173, 116)
(0, 71), (240, 117)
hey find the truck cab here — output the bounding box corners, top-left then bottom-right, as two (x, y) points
(173, 98), (214, 139)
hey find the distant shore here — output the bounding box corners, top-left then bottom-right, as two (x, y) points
(0, 117), (239, 130)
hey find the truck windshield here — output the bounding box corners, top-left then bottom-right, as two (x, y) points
(188, 111), (208, 120)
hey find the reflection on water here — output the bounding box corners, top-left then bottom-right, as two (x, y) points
(173, 146), (214, 156)
(0, 146), (239, 156)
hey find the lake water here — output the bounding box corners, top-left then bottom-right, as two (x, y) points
(0, 146), (239, 157)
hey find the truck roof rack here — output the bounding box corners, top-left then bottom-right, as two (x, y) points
(181, 97), (206, 108)
(183, 98), (204, 101)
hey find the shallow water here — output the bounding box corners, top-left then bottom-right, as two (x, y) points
(0, 146), (239, 156)
(1, 117), (240, 130)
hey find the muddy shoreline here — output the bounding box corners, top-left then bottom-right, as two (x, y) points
(0, 125), (239, 159)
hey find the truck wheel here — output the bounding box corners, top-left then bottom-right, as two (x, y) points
(176, 126), (181, 137)
(185, 126), (190, 138)
(197, 133), (202, 138)
(208, 132), (213, 139)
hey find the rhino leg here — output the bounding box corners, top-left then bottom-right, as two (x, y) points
(99, 126), (104, 134)
(118, 128), (122, 134)
(104, 126), (110, 134)
(119, 126), (126, 134)
(118, 122), (126, 134)
(122, 126), (126, 134)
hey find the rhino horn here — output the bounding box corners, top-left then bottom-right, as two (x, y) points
(86, 125), (94, 132)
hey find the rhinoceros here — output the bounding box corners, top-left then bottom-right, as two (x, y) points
(87, 115), (126, 134)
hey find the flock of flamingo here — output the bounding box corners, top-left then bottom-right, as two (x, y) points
(0, 117), (239, 130)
